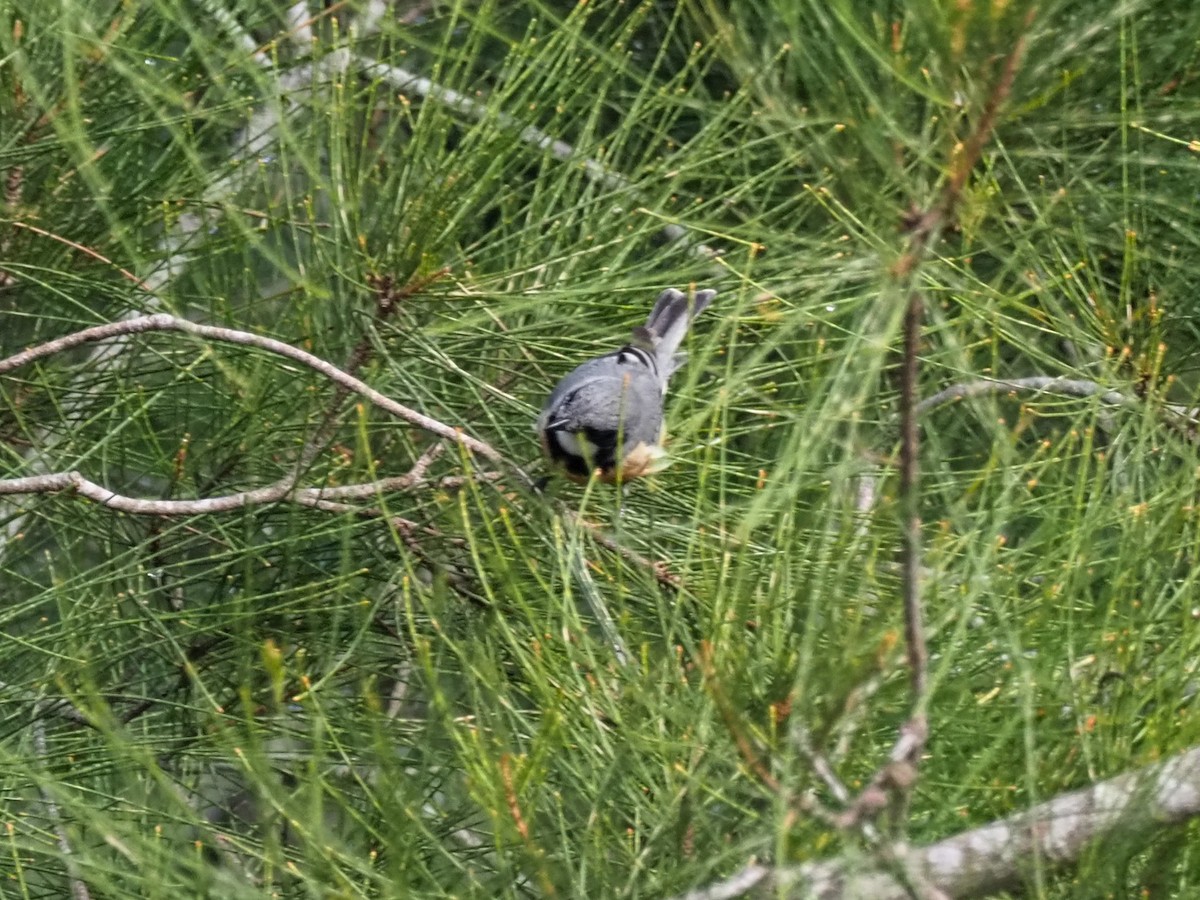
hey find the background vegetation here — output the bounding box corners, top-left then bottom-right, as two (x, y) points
(3, 0), (1200, 896)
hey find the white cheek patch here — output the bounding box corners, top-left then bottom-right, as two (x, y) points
(554, 430), (588, 457)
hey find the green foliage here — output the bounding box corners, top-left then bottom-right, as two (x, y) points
(2, 0), (1200, 896)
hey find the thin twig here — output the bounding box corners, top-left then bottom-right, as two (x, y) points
(364, 58), (720, 260)
(789, 722), (883, 842)
(566, 542), (631, 667)
(838, 16), (1034, 833)
(290, 492), (488, 606)
(943, 11), (1036, 209)
(793, 725), (853, 807)
(917, 375), (1200, 448)
(9, 222), (148, 288)
(30, 707), (91, 900)
(916, 376), (1132, 416)
(698, 642), (780, 793)
(116, 636), (225, 725)
(267, 268), (454, 527)
(5, 687), (90, 726)
(898, 287), (928, 706)
(564, 510), (682, 589)
(830, 669), (890, 764)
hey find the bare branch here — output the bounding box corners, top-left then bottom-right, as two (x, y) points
(364, 58), (719, 260)
(672, 863), (771, 900)
(30, 708), (91, 900)
(0, 470), (501, 516)
(699, 641), (781, 793)
(0, 313), (532, 487)
(792, 726), (853, 808)
(7, 686), (90, 726)
(566, 544), (631, 667)
(917, 375), (1200, 448)
(916, 376), (1132, 417)
(672, 743), (1200, 899)
(898, 286), (928, 708)
(805, 742), (1200, 898)
(567, 510), (682, 590)
(835, 14), (1036, 834)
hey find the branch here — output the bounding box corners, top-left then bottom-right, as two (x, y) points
(562, 509), (682, 590)
(897, 276), (929, 726)
(673, 743), (1200, 899)
(673, 864), (771, 900)
(0, 9), (355, 545)
(3, 684), (90, 726)
(0, 314), (532, 488)
(0, 469), (501, 516)
(0, 315), (678, 594)
(835, 16), (1036, 832)
(566, 544), (631, 667)
(30, 708), (91, 900)
(363, 57), (720, 260)
(917, 375), (1200, 448)
(699, 641), (781, 793)
(916, 376), (1132, 417)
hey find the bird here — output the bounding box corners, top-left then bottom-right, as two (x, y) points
(537, 287), (716, 484)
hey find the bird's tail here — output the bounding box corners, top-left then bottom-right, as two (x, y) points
(633, 288), (716, 379)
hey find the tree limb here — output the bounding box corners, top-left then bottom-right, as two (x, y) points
(0, 313), (532, 488)
(674, 743), (1200, 899)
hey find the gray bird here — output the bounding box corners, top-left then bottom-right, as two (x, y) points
(537, 287), (716, 483)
